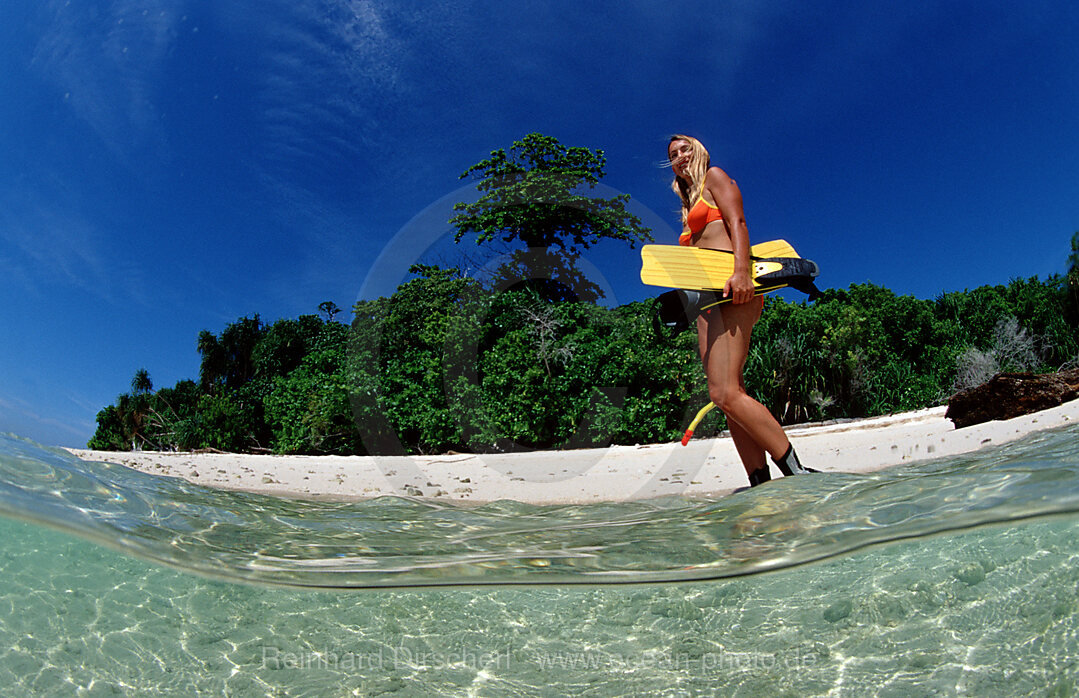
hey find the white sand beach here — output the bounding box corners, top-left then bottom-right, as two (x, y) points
(68, 399), (1078, 505)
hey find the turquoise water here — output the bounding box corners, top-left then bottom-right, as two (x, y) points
(1, 428), (1078, 695)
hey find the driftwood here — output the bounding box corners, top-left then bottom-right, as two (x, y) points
(945, 369), (1079, 428)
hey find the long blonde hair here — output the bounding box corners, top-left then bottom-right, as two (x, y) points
(669, 134), (711, 224)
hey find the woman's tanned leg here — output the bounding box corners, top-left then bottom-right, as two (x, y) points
(698, 300), (789, 461)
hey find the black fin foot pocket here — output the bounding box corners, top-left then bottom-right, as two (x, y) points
(748, 466), (772, 487)
(773, 444), (817, 476)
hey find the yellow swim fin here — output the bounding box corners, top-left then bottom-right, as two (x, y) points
(640, 239), (818, 295)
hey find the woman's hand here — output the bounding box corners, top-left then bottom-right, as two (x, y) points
(724, 269), (755, 304)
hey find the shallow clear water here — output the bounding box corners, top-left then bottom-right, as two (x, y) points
(1, 426), (1078, 695)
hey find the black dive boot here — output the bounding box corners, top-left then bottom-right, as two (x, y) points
(773, 444), (819, 476)
(747, 466), (771, 487)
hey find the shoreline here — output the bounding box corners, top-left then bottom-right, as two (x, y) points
(67, 400), (1079, 505)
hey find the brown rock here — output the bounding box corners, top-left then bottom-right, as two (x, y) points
(946, 369), (1079, 428)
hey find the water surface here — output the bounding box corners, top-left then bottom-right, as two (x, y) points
(1, 427), (1077, 695)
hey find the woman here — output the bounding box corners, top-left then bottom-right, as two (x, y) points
(668, 134), (815, 486)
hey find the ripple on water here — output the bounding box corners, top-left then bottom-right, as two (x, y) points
(1, 427), (1079, 589)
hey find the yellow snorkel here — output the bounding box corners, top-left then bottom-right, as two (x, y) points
(681, 401), (716, 446)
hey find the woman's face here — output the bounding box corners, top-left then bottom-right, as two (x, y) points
(668, 139), (693, 179)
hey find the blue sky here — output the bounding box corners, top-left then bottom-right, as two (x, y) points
(2, 1), (1077, 447)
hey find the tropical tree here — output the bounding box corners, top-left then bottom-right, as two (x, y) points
(450, 132), (652, 302)
(252, 315), (325, 380)
(318, 301), (341, 323)
(131, 368), (153, 395)
(1068, 231), (1079, 278)
(87, 405), (125, 451)
(124, 368), (154, 449)
(1067, 231), (1079, 329)
(197, 315), (266, 391)
(263, 321), (359, 454)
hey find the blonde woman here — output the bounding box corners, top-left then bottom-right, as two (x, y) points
(668, 134), (815, 486)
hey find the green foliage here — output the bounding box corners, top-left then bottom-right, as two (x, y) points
(91, 307), (358, 453)
(318, 300), (341, 323)
(264, 324), (361, 454)
(349, 265), (486, 454)
(346, 268), (703, 453)
(90, 235), (1079, 456)
(87, 405), (126, 451)
(451, 133), (651, 251)
(1068, 231), (1079, 278)
(252, 315), (325, 379)
(744, 278), (1071, 423)
(450, 132), (653, 302)
(197, 315), (265, 392)
(131, 368), (152, 394)
(1064, 231), (1079, 337)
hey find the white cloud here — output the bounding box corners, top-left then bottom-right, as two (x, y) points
(31, 0), (180, 157)
(0, 187), (148, 307)
(247, 0), (406, 177)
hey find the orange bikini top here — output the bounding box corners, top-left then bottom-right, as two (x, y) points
(679, 188), (723, 245)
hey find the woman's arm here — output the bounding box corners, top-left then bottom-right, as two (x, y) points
(704, 167), (754, 303)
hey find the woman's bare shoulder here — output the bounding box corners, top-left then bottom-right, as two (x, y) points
(704, 166), (738, 193)
(705, 165), (734, 183)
